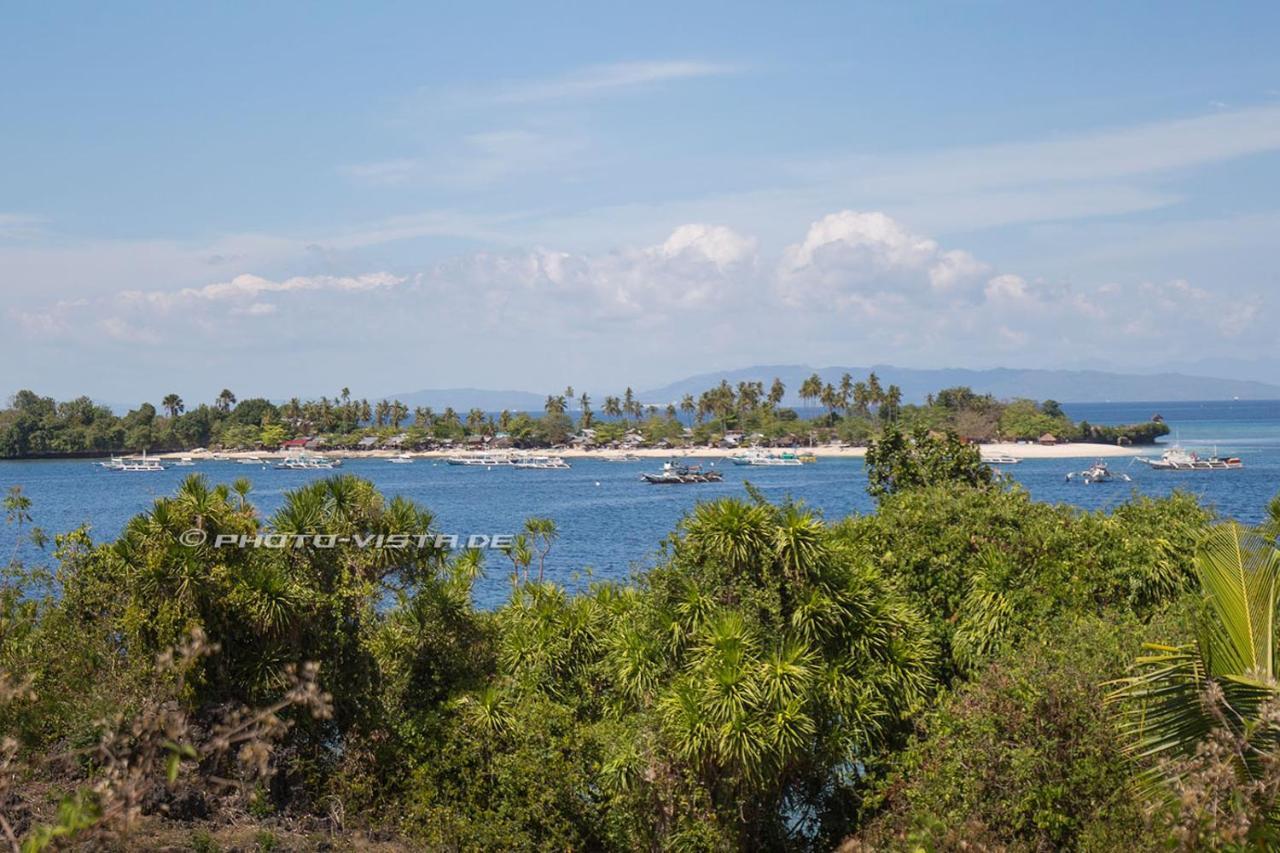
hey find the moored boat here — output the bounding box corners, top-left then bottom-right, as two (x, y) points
(1135, 445), (1242, 470)
(728, 449), (803, 466)
(641, 462), (723, 484)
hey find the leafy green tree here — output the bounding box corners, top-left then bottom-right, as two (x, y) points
(864, 425), (992, 499)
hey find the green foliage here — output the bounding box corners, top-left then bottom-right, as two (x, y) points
(864, 425), (993, 499)
(852, 614), (1168, 852)
(842, 485), (1211, 681)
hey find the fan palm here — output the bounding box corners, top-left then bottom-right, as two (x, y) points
(1109, 522), (1280, 782)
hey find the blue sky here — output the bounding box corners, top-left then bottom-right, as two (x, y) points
(4, 2), (1280, 402)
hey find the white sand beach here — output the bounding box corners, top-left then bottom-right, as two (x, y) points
(162, 441), (1143, 463)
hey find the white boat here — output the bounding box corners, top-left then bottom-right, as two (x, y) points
(728, 449), (802, 466)
(97, 455), (126, 469)
(1135, 445), (1242, 470)
(172, 457), (196, 467)
(117, 452), (165, 472)
(1066, 460), (1131, 484)
(239, 455), (265, 465)
(446, 453), (515, 466)
(513, 454), (571, 469)
(275, 451), (339, 470)
(983, 454), (1022, 465)
(604, 454), (643, 463)
(388, 452), (414, 464)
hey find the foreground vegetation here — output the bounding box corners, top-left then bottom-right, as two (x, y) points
(0, 372), (1167, 458)
(3, 431), (1274, 850)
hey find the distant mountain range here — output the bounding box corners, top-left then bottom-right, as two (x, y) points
(386, 365), (1280, 411)
(387, 387), (550, 412)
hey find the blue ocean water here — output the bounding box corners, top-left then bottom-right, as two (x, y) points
(2, 401), (1277, 608)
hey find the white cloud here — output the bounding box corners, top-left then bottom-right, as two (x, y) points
(776, 211), (987, 307)
(8, 211), (1266, 373)
(491, 61), (739, 103)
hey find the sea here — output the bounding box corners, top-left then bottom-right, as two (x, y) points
(2, 400), (1277, 609)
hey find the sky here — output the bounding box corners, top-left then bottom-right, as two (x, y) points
(4, 1), (1280, 404)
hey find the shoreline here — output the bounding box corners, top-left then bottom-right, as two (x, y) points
(137, 442), (1142, 462)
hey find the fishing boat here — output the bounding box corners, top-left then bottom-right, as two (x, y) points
(513, 454), (571, 469)
(1065, 460), (1130, 484)
(728, 449), (803, 466)
(641, 462), (724, 484)
(446, 452), (515, 466)
(388, 452), (414, 464)
(117, 452), (165, 472)
(1135, 445), (1243, 470)
(274, 451), (338, 470)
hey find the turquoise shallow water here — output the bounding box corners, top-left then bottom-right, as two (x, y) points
(2, 400), (1277, 608)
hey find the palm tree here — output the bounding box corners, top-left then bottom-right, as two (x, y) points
(852, 381), (871, 416)
(161, 394), (185, 419)
(867, 371), (884, 406)
(839, 373), (853, 414)
(544, 395), (567, 415)
(564, 386), (575, 405)
(680, 394), (696, 424)
(798, 373), (823, 410)
(578, 393), (593, 428)
(603, 396), (622, 420)
(768, 378), (785, 409)
(1110, 523), (1280, 791)
(216, 389), (236, 413)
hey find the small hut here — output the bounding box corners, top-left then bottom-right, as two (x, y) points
(1038, 433), (1058, 446)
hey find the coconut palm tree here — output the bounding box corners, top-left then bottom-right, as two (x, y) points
(216, 388), (236, 413)
(1110, 522), (1280, 788)
(798, 373), (823, 410)
(768, 378), (785, 409)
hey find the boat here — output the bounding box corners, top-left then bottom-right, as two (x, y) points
(388, 452), (414, 464)
(513, 454), (571, 469)
(604, 454), (644, 463)
(446, 453), (515, 466)
(172, 457), (196, 467)
(1066, 460), (1131, 484)
(97, 455), (126, 469)
(641, 462), (724, 484)
(797, 452), (818, 463)
(983, 454), (1022, 465)
(117, 452), (165, 472)
(728, 449), (803, 466)
(239, 455), (265, 465)
(274, 451), (339, 470)
(1135, 445), (1243, 470)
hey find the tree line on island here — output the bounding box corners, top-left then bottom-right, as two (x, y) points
(2, 430), (1277, 849)
(0, 371), (1168, 458)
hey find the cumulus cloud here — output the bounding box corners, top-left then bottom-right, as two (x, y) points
(8, 211), (1262, 370)
(777, 211), (988, 308)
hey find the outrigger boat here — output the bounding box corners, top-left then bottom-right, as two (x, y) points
(1065, 459), (1131, 484)
(446, 452), (515, 466)
(513, 454), (571, 469)
(728, 449), (803, 466)
(387, 452), (414, 464)
(116, 451), (165, 472)
(274, 451), (340, 470)
(1135, 445), (1242, 470)
(641, 462), (724, 484)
